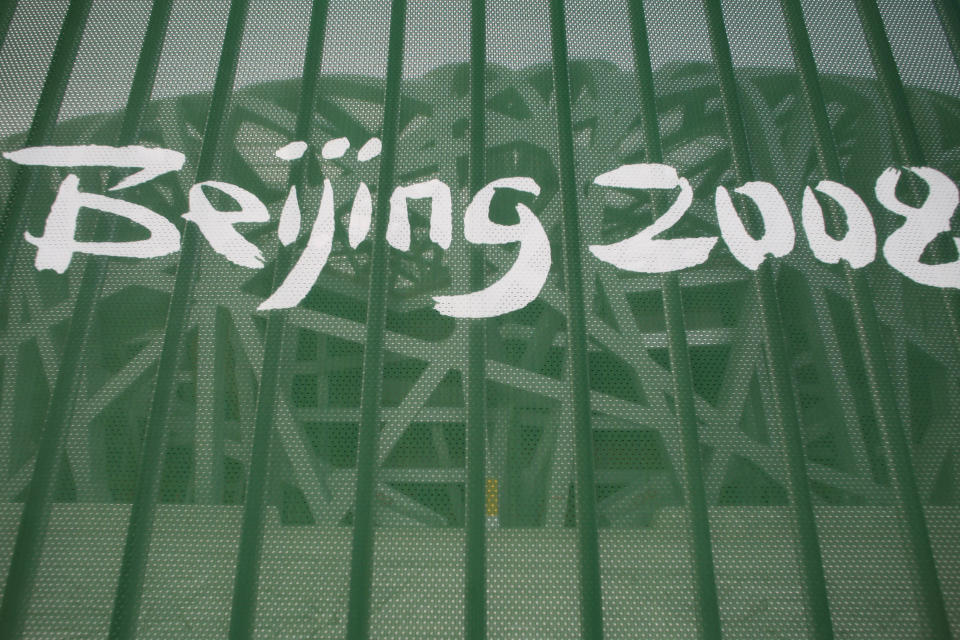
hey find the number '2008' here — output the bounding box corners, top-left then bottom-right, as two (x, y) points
(4, 143), (959, 319)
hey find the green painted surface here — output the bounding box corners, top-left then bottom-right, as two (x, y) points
(0, 0), (959, 637)
(0, 505), (957, 638)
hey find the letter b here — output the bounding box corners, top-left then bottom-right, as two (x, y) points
(25, 174), (181, 273)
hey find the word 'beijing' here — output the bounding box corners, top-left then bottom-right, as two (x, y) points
(4, 142), (959, 319)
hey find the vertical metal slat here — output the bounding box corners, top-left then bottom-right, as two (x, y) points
(344, 1), (408, 637)
(849, 2), (955, 636)
(0, 0), (92, 298)
(933, 0), (960, 72)
(0, 3), (100, 638)
(547, 1), (605, 638)
(855, 0), (960, 344)
(0, 0), (19, 54)
(623, 2), (724, 638)
(701, 1), (837, 638)
(4, 0), (174, 622)
(226, 1), (331, 638)
(466, 0), (488, 638)
(106, 2), (253, 637)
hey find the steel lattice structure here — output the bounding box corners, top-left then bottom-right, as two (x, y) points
(0, 0), (958, 638)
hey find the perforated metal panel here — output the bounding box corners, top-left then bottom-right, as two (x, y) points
(0, 1), (958, 638)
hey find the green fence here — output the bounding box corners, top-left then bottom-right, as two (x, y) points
(0, 0), (958, 638)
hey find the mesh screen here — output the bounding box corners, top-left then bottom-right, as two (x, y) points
(0, 0), (958, 638)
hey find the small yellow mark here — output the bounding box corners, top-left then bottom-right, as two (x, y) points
(485, 477), (498, 516)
